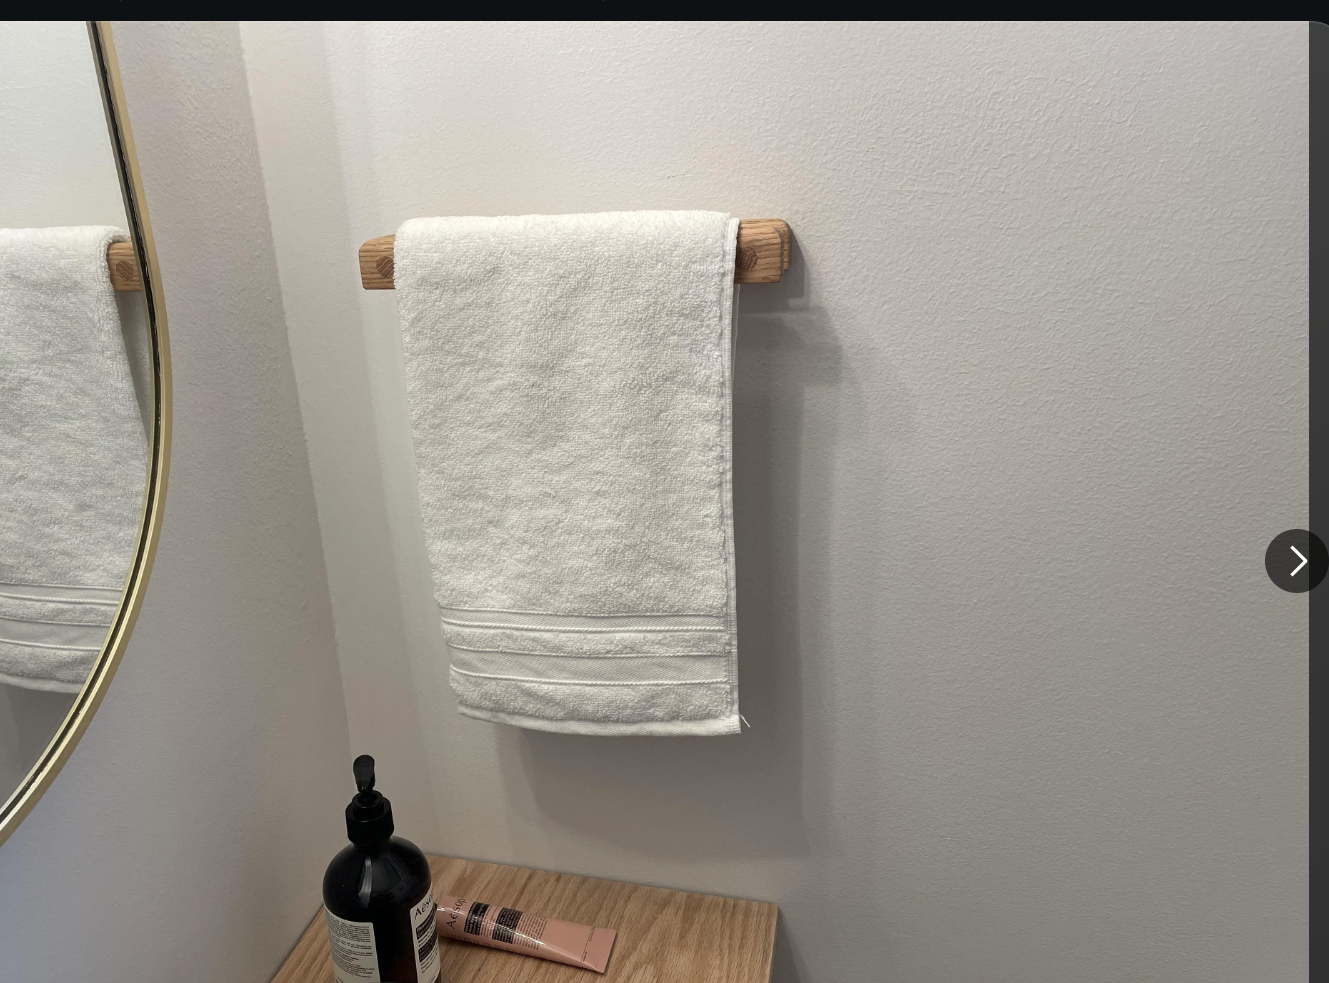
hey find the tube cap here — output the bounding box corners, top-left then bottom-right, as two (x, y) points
(345, 754), (394, 844)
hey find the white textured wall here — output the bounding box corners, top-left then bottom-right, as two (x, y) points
(0, 23), (351, 982)
(241, 22), (1307, 983)
(0, 21), (125, 227)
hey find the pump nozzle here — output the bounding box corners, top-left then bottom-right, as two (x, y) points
(345, 754), (394, 844)
(353, 754), (376, 795)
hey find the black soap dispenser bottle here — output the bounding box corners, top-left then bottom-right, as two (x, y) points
(324, 755), (440, 983)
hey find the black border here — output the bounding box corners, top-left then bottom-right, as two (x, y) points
(1313, 19), (1323, 981)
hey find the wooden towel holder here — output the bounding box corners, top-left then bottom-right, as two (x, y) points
(109, 219), (793, 292)
(107, 241), (143, 291)
(358, 218), (792, 288)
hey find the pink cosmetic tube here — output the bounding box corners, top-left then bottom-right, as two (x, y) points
(436, 895), (617, 973)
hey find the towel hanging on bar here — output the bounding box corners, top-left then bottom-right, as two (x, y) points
(360, 218), (791, 289)
(0, 226), (148, 691)
(392, 211), (744, 735)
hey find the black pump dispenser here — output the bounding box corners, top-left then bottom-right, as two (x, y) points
(345, 754), (395, 844)
(323, 755), (440, 983)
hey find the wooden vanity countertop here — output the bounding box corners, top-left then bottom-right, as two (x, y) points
(271, 854), (779, 983)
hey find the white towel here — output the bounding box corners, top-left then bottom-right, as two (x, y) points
(395, 211), (741, 735)
(0, 227), (147, 692)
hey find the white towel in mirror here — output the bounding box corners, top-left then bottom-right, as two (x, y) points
(0, 226), (148, 692)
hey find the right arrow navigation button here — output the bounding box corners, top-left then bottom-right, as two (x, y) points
(1265, 529), (1327, 592)
(1290, 546), (1308, 577)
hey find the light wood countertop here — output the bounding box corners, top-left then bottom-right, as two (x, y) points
(272, 854), (778, 983)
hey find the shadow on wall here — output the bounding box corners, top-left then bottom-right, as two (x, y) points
(495, 246), (836, 866)
(0, 685), (75, 795)
(769, 911), (807, 983)
(489, 239), (920, 982)
(238, 20), (445, 836)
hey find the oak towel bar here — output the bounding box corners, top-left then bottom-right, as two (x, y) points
(106, 241), (142, 291)
(111, 220), (795, 292)
(359, 218), (792, 288)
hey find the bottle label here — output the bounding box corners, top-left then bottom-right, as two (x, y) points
(410, 890), (441, 983)
(326, 908), (381, 983)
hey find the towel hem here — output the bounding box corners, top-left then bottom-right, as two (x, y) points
(456, 703), (742, 736)
(0, 669), (84, 694)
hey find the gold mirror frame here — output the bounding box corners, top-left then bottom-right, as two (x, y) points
(0, 21), (171, 847)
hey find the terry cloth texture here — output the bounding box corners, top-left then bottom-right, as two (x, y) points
(395, 211), (741, 735)
(0, 227), (147, 692)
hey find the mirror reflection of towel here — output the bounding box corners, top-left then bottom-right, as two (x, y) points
(0, 226), (147, 692)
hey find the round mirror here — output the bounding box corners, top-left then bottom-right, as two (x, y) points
(0, 21), (169, 845)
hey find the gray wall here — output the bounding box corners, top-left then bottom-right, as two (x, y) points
(240, 21), (1308, 983)
(0, 22), (351, 982)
